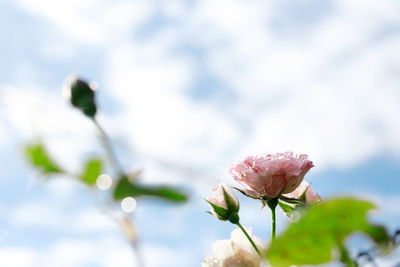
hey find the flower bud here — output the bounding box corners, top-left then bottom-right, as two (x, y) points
(63, 75), (97, 118)
(206, 183), (239, 222)
(283, 181), (322, 205)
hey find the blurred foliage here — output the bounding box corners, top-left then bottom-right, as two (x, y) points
(22, 75), (188, 267)
(24, 76), (187, 205)
(267, 198), (392, 267)
(24, 142), (62, 175)
(114, 176), (187, 202)
(80, 158), (103, 186)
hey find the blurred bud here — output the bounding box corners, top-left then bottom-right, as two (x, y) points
(206, 183), (240, 223)
(63, 74), (97, 118)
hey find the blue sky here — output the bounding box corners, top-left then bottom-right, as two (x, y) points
(0, 0), (400, 266)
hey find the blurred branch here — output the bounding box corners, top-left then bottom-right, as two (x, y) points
(92, 117), (124, 178)
(24, 76), (192, 267)
(91, 118), (145, 267)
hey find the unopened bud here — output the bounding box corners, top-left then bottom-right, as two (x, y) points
(206, 183), (240, 222)
(63, 74), (97, 118)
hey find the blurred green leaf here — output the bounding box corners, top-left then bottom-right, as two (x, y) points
(113, 177), (187, 202)
(267, 198), (391, 267)
(66, 77), (97, 118)
(80, 158), (102, 185)
(24, 143), (62, 174)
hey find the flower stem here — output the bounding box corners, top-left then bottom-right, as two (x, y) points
(267, 198), (279, 242)
(236, 222), (261, 257)
(271, 207), (276, 240)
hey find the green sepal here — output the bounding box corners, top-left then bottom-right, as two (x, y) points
(279, 195), (305, 205)
(205, 199), (229, 220)
(222, 186), (239, 212)
(228, 212), (240, 224)
(279, 201), (295, 213)
(267, 197), (279, 210)
(233, 187), (260, 199)
(261, 195), (273, 202)
(261, 200), (267, 209)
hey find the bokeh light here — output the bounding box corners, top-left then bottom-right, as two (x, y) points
(96, 174), (112, 190)
(121, 197), (137, 213)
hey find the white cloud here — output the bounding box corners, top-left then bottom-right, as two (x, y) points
(13, 0), (152, 46)
(0, 236), (192, 267)
(362, 192), (400, 218)
(10, 202), (61, 228)
(89, 0), (400, 178)
(5, 0), (400, 178)
(0, 247), (36, 267)
(0, 237), (138, 267)
(104, 39), (241, 175)
(73, 207), (118, 233)
(45, 237), (137, 267)
(142, 244), (185, 267)
(172, 0), (400, 171)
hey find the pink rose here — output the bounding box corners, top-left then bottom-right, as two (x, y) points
(230, 152), (314, 198)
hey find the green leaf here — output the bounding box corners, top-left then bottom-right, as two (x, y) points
(113, 177), (187, 202)
(233, 187), (260, 199)
(80, 158), (102, 185)
(267, 198), (391, 267)
(24, 143), (62, 174)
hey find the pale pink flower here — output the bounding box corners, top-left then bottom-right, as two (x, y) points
(207, 183), (239, 221)
(208, 183), (238, 210)
(283, 181), (322, 204)
(202, 227), (266, 267)
(230, 152), (314, 198)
